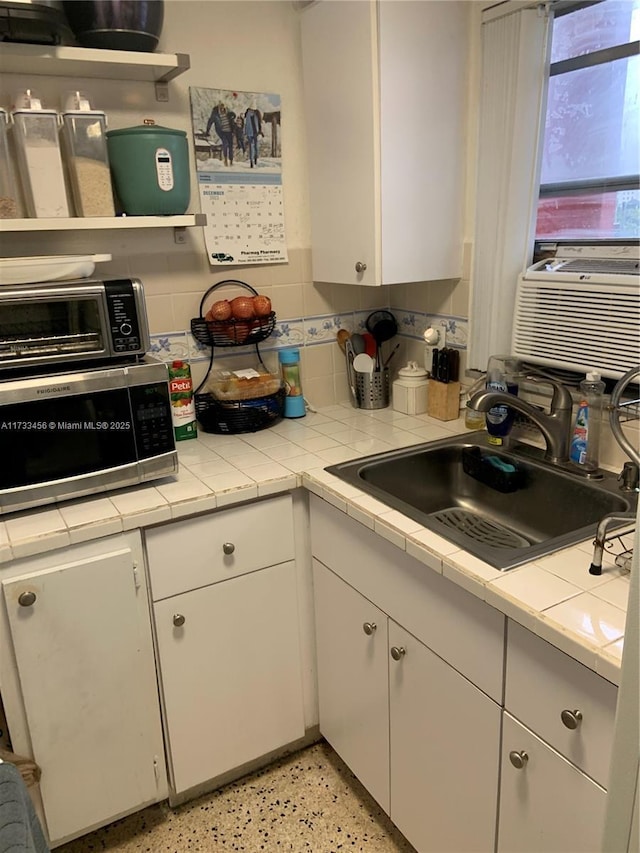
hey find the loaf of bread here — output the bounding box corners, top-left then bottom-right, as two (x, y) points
(205, 369), (281, 400)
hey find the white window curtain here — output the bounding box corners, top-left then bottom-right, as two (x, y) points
(467, 2), (551, 372)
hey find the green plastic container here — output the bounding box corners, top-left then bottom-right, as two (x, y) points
(106, 121), (190, 215)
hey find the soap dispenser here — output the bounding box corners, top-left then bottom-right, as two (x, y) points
(393, 361), (429, 415)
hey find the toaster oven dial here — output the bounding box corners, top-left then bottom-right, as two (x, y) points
(120, 322), (132, 336)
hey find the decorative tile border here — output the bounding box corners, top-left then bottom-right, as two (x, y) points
(151, 309), (468, 364)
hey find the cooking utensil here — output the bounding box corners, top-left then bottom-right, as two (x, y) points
(431, 347), (439, 378)
(448, 348), (460, 382)
(350, 333), (366, 355)
(344, 339), (358, 406)
(383, 342), (400, 369)
(353, 352), (375, 373)
(336, 328), (351, 353)
(438, 348), (451, 383)
(366, 310), (397, 342)
(362, 332), (377, 358)
(366, 310), (398, 370)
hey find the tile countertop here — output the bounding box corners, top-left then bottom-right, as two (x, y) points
(1, 405), (634, 686)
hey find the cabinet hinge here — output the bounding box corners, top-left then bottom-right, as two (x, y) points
(132, 562), (141, 591)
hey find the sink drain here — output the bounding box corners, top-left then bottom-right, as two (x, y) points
(431, 508), (531, 550)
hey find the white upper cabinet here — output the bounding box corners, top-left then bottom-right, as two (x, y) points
(300, 0), (468, 286)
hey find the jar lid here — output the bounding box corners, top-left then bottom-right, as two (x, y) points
(398, 361), (428, 378)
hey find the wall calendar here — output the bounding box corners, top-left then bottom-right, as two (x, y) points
(189, 86), (288, 266)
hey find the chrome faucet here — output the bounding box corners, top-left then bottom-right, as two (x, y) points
(468, 375), (574, 465)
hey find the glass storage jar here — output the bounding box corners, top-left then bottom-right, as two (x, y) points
(0, 109), (20, 219)
(12, 90), (69, 218)
(61, 91), (115, 217)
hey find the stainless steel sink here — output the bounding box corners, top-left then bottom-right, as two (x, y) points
(326, 432), (637, 570)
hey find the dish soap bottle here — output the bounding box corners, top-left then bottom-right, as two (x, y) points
(570, 369), (605, 470)
(484, 356), (519, 445)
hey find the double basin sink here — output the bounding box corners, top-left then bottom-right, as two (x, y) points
(326, 431), (637, 570)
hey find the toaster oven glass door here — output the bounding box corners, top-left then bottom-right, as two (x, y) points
(0, 384), (172, 491)
(0, 296), (107, 365)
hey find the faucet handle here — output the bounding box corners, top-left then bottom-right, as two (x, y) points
(524, 374), (573, 412)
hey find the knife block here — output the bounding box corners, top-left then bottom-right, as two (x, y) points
(427, 380), (461, 421)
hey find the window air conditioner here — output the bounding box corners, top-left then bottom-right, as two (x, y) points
(511, 245), (640, 380)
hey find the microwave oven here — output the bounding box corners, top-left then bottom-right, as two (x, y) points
(0, 277), (150, 374)
(0, 356), (178, 514)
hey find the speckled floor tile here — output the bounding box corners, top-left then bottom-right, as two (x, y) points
(57, 742), (416, 852)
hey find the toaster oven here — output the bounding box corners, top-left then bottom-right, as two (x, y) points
(0, 277), (150, 374)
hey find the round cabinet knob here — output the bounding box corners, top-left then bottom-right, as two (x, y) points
(222, 542), (235, 555)
(561, 709), (583, 730)
(390, 646), (406, 661)
(173, 614), (185, 627)
(362, 622), (377, 636)
(355, 261), (367, 273)
(509, 750), (529, 770)
(18, 591), (36, 607)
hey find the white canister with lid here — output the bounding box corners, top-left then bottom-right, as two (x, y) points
(12, 89), (69, 218)
(393, 361), (429, 415)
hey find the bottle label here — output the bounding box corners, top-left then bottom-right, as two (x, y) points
(168, 362), (197, 441)
(486, 379), (508, 425)
(570, 402), (589, 464)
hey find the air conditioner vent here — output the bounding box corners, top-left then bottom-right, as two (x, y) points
(550, 258), (639, 275)
(512, 276), (640, 379)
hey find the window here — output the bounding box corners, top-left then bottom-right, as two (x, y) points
(535, 0), (640, 241)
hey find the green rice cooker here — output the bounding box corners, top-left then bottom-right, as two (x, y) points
(106, 120), (190, 215)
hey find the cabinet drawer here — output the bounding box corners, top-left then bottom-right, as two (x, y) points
(505, 621), (617, 787)
(146, 495), (294, 600)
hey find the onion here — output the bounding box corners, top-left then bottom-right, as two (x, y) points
(226, 320), (257, 344)
(208, 299), (232, 321)
(230, 296), (256, 319)
(252, 295), (272, 317)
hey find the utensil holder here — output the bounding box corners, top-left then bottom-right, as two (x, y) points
(355, 369), (390, 409)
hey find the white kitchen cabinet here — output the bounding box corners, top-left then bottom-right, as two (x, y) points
(146, 496), (306, 797)
(389, 620), (500, 853)
(311, 498), (503, 853)
(0, 531), (167, 847)
(313, 560), (390, 810)
(497, 621), (618, 853)
(498, 713), (607, 853)
(300, 0), (467, 286)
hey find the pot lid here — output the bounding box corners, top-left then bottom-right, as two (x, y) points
(106, 118), (186, 138)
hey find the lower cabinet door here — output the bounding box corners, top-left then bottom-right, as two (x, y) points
(498, 712), (607, 853)
(154, 561), (305, 795)
(389, 621), (501, 853)
(313, 561), (390, 812)
(2, 538), (166, 845)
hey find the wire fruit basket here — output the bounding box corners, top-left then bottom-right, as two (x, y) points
(191, 279), (276, 347)
(195, 388), (285, 435)
(191, 280), (283, 434)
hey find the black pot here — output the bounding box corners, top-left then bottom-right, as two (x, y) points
(62, 0), (164, 52)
